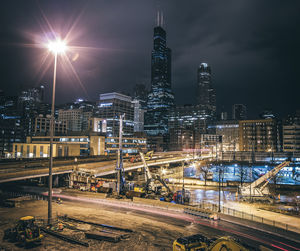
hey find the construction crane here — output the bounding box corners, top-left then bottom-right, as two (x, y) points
(139, 151), (172, 196)
(239, 160), (290, 199)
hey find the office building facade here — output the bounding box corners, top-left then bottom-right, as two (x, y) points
(58, 109), (83, 132)
(132, 99), (144, 132)
(168, 104), (211, 151)
(283, 124), (300, 152)
(213, 120), (239, 151)
(239, 119), (281, 152)
(196, 63), (216, 120)
(145, 19), (174, 136)
(34, 114), (67, 136)
(97, 93), (134, 137)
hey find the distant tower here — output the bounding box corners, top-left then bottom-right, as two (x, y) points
(232, 104), (247, 120)
(145, 11), (174, 135)
(39, 85), (45, 102)
(196, 63), (216, 120)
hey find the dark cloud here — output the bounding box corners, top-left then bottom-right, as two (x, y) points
(0, 0), (299, 117)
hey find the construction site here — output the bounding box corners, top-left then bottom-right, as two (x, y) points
(0, 117), (300, 250)
(1, 151), (300, 250)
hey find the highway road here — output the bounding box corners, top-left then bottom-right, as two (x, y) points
(0, 153), (199, 183)
(55, 192), (300, 251)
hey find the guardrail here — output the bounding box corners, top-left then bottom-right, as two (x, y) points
(184, 207), (215, 219)
(193, 201), (300, 234)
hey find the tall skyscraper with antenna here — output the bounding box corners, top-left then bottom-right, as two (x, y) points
(145, 11), (174, 136)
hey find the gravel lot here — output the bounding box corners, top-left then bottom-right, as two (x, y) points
(0, 199), (199, 251)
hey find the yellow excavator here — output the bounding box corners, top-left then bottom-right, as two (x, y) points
(173, 234), (257, 251)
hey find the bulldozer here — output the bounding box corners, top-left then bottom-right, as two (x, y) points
(3, 216), (43, 246)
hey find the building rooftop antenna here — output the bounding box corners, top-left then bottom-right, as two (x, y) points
(156, 9), (160, 27)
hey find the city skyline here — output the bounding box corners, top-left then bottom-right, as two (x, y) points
(0, 1), (300, 118)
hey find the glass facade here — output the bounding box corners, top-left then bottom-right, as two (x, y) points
(196, 63), (216, 120)
(97, 93), (134, 137)
(145, 25), (174, 136)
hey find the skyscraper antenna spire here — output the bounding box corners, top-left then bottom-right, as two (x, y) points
(157, 10), (160, 26)
(161, 11), (164, 27)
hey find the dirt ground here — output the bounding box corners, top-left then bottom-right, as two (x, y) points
(0, 199), (199, 251)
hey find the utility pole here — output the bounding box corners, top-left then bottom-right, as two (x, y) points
(249, 166), (253, 202)
(233, 139), (236, 161)
(182, 161), (185, 204)
(116, 114), (125, 195)
(250, 141), (255, 202)
(218, 165), (221, 212)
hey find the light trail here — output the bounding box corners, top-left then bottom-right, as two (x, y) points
(49, 192), (300, 251)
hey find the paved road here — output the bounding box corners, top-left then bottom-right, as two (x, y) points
(0, 154), (198, 183)
(56, 192), (300, 251)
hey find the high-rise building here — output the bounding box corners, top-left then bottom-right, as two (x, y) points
(213, 120), (239, 151)
(57, 99), (96, 132)
(283, 124), (300, 152)
(34, 114), (67, 136)
(196, 63), (216, 120)
(97, 92), (134, 137)
(18, 86), (45, 137)
(133, 84), (148, 109)
(58, 109), (83, 132)
(132, 99), (144, 132)
(168, 104), (210, 151)
(283, 110), (300, 152)
(232, 104), (247, 120)
(0, 95), (23, 157)
(0, 117), (22, 157)
(239, 119), (281, 152)
(145, 13), (174, 136)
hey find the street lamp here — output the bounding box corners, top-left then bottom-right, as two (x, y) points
(47, 38), (67, 224)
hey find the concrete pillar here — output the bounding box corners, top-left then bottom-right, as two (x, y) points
(54, 175), (59, 187)
(68, 174), (74, 188)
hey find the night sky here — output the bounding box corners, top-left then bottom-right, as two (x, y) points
(0, 1), (300, 118)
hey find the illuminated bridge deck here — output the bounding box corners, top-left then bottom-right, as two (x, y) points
(0, 153), (200, 183)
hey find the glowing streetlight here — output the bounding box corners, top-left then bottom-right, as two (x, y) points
(47, 37), (67, 225)
(47, 39), (67, 54)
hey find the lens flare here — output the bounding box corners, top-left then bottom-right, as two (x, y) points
(47, 39), (67, 54)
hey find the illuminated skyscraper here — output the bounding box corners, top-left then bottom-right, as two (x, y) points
(197, 63), (216, 120)
(145, 12), (174, 136)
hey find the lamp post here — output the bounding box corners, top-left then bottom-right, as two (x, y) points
(47, 38), (67, 224)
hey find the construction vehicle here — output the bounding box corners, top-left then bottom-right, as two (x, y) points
(239, 161), (290, 201)
(173, 234), (255, 251)
(137, 151), (172, 198)
(137, 151), (191, 203)
(3, 216), (43, 245)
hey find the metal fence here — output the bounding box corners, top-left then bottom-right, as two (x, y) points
(3, 190), (300, 234)
(194, 200), (300, 234)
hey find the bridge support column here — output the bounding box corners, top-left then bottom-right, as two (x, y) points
(54, 175), (59, 187)
(68, 174), (74, 188)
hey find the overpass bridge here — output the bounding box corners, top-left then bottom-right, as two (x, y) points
(0, 153), (200, 184)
